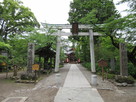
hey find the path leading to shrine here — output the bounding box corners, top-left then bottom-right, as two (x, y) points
(0, 64), (135, 102)
(54, 64), (104, 102)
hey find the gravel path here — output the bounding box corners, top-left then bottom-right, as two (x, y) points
(0, 64), (136, 102)
(77, 64), (136, 102)
(0, 64), (70, 102)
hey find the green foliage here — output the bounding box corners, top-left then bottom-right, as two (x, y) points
(0, 42), (11, 51)
(7, 27), (57, 67)
(0, 55), (7, 63)
(128, 63), (136, 78)
(68, 0), (120, 64)
(102, 15), (136, 44)
(106, 73), (115, 79)
(8, 35), (28, 66)
(82, 62), (91, 71)
(0, 0), (39, 41)
(20, 73), (37, 80)
(96, 63), (102, 72)
(68, 0), (118, 24)
(115, 75), (135, 84)
(0, 42), (11, 67)
(28, 30), (57, 49)
(95, 36), (119, 61)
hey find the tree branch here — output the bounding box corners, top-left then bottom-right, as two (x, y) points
(109, 35), (119, 49)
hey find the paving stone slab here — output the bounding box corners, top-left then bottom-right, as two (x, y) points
(54, 87), (104, 102)
(54, 64), (104, 102)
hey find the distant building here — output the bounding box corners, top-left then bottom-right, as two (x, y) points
(64, 48), (80, 63)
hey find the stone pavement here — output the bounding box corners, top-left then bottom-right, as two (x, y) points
(54, 64), (104, 102)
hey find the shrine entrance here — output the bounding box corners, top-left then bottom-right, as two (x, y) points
(42, 23), (101, 73)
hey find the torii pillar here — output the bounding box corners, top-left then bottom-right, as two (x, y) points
(55, 29), (61, 72)
(89, 30), (96, 73)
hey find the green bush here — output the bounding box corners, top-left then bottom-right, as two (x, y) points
(106, 73), (115, 79)
(115, 75), (135, 84)
(97, 72), (115, 79)
(128, 63), (136, 79)
(82, 62), (91, 71)
(20, 73), (37, 80)
(82, 62), (109, 73)
(96, 63), (102, 72)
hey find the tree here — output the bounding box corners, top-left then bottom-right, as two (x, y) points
(68, 0), (119, 63)
(98, 0), (136, 66)
(0, 41), (11, 51)
(0, 0), (39, 42)
(8, 28), (57, 67)
(68, 0), (136, 67)
(68, 0), (119, 24)
(0, 41), (11, 70)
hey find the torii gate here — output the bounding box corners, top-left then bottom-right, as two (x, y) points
(42, 23), (101, 73)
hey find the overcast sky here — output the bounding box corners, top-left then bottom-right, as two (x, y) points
(22, 0), (128, 24)
(0, 0), (128, 24)
(22, 0), (73, 24)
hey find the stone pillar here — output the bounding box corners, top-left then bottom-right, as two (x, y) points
(89, 30), (96, 73)
(27, 43), (35, 74)
(119, 43), (128, 76)
(55, 29), (61, 72)
(110, 58), (115, 71)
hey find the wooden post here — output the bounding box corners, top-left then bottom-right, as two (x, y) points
(6, 66), (8, 79)
(102, 67), (104, 81)
(98, 59), (108, 81)
(13, 65), (17, 76)
(27, 43), (35, 74)
(119, 43), (128, 76)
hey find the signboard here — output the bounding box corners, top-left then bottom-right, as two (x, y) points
(98, 59), (108, 67)
(32, 64), (39, 71)
(98, 59), (108, 81)
(0, 62), (7, 66)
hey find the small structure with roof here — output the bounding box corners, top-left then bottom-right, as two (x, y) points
(35, 44), (56, 71)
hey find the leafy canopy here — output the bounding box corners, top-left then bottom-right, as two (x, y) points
(0, 0), (39, 41)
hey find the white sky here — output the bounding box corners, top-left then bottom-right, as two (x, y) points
(22, 0), (73, 24)
(0, 0), (128, 24)
(22, 0), (128, 24)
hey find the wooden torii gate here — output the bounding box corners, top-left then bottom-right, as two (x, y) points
(42, 23), (101, 73)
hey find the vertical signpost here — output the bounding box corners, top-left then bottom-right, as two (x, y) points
(32, 64), (39, 83)
(98, 59), (108, 81)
